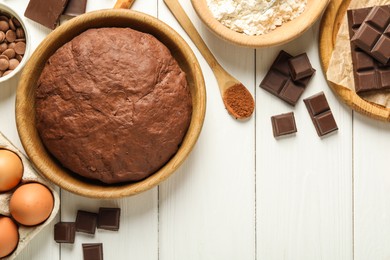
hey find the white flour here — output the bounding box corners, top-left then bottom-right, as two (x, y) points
(207, 0), (307, 36)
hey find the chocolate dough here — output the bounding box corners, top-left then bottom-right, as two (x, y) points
(36, 28), (192, 184)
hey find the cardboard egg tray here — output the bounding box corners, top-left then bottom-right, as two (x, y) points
(0, 131), (60, 260)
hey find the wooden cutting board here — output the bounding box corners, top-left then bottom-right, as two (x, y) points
(319, 0), (390, 121)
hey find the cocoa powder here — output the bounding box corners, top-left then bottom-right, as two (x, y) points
(223, 83), (254, 119)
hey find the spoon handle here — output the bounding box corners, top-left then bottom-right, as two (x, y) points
(114, 0), (135, 9)
(163, 0), (221, 71)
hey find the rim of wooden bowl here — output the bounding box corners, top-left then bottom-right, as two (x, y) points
(15, 9), (206, 198)
(191, 0), (330, 47)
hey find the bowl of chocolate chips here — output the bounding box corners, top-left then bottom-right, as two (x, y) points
(0, 2), (28, 82)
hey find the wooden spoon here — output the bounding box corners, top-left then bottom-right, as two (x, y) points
(163, 0), (254, 119)
(114, 0), (135, 9)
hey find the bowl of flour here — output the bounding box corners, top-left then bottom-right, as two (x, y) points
(191, 0), (330, 47)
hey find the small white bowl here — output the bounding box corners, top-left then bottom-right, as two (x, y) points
(0, 2), (30, 83)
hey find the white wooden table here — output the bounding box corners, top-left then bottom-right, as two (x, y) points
(1, 0), (390, 259)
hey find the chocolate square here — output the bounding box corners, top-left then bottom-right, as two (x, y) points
(97, 208), (120, 231)
(63, 0), (87, 16)
(304, 92), (338, 137)
(83, 243), (103, 260)
(314, 111), (338, 136)
(271, 112), (297, 137)
(24, 0), (69, 29)
(54, 222), (75, 243)
(279, 81), (305, 105)
(288, 53), (316, 81)
(75, 210), (97, 234)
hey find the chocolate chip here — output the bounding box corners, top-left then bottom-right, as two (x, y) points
(0, 54), (9, 61)
(5, 30), (16, 42)
(3, 69), (13, 76)
(0, 58), (9, 70)
(8, 42), (15, 49)
(12, 17), (21, 27)
(8, 59), (19, 70)
(0, 16), (8, 22)
(16, 28), (24, 39)
(15, 54), (22, 62)
(14, 42), (25, 55)
(8, 18), (15, 31)
(0, 42), (7, 53)
(0, 31), (5, 43)
(2, 48), (15, 59)
(0, 20), (9, 32)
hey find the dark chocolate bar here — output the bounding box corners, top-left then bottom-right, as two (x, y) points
(83, 243), (103, 260)
(260, 51), (315, 106)
(75, 210), (98, 234)
(54, 222), (76, 243)
(271, 112), (297, 137)
(63, 0), (87, 16)
(97, 208), (120, 231)
(304, 92), (338, 137)
(24, 0), (69, 29)
(351, 6), (390, 65)
(348, 6), (390, 94)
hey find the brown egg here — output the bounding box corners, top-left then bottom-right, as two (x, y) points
(9, 183), (54, 226)
(0, 149), (23, 192)
(0, 216), (19, 257)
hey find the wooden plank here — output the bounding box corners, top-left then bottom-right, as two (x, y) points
(256, 23), (353, 260)
(59, 1), (158, 260)
(354, 114), (390, 260)
(158, 0), (256, 259)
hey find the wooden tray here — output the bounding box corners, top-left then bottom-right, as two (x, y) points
(319, 0), (390, 121)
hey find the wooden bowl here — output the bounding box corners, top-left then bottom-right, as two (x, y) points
(191, 0), (330, 47)
(320, 0), (390, 121)
(15, 9), (206, 198)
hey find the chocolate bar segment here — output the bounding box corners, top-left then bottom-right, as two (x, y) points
(304, 92), (338, 137)
(288, 53), (316, 81)
(348, 6), (390, 94)
(260, 51), (315, 106)
(351, 6), (390, 64)
(24, 0), (69, 29)
(63, 0), (87, 16)
(271, 112), (297, 137)
(83, 243), (103, 260)
(54, 222), (75, 243)
(97, 208), (121, 231)
(75, 210), (98, 234)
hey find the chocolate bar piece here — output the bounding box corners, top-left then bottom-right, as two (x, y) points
(304, 92), (338, 137)
(24, 0), (68, 29)
(288, 53), (316, 81)
(271, 112), (297, 137)
(54, 222), (75, 243)
(348, 6), (390, 94)
(63, 0), (87, 16)
(351, 6), (390, 65)
(97, 208), (120, 231)
(75, 210), (98, 234)
(260, 51), (315, 106)
(83, 243), (103, 260)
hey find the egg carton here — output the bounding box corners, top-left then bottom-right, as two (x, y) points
(0, 131), (60, 260)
